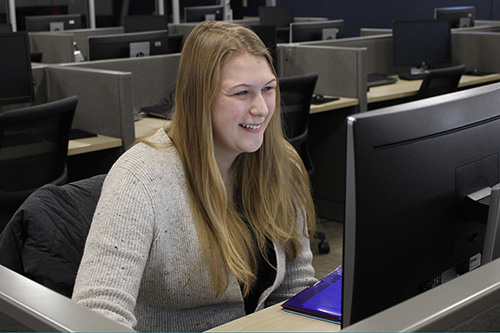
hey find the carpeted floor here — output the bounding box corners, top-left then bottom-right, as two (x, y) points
(310, 219), (343, 279)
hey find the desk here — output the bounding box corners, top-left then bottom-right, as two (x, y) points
(207, 303), (340, 332)
(68, 135), (122, 156)
(310, 97), (359, 114)
(367, 73), (500, 104)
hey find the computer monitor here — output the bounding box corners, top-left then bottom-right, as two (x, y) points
(435, 6), (475, 28)
(249, 25), (277, 66)
(393, 19), (451, 77)
(87, 30), (169, 61)
(0, 32), (35, 105)
(0, 23), (12, 33)
(289, 20), (344, 42)
(184, 5), (224, 22)
(24, 14), (83, 32)
(343, 82), (500, 328)
(258, 6), (294, 28)
(124, 15), (169, 33)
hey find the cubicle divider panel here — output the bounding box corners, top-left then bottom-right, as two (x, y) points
(45, 66), (135, 150)
(278, 44), (367, 111)
(29, 27), (126, 64)
(452, 31), (500, 73)
(62, 54), (181, 111)
(298, 34), (396, 76)
(29, 32), (74, 64)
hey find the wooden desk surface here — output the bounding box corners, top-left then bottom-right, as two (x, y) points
(207, 303), (340, 332)
(310, 97), (359, 114)
(367, 73), (500, 104)
(68, 135), (122, 156)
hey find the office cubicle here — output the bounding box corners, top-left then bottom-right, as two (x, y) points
(61, 53), (181, 117)
(29, 27), (125, 63)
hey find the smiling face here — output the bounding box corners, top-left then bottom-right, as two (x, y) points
(211, 52), (277, 168)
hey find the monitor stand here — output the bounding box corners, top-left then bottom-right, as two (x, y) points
(398, 66), (428, 80)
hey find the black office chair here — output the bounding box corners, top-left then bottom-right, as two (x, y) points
(0, 96), (78, 232)
(414, 64), (466, 100)
(258, 6), (294, 43)
(280, 73), (330, 254)
(0, 174), (105, 297)
(280, 73), (318, 177)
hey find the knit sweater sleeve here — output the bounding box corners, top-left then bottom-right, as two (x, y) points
(266, 213), (317, 305)
(72, 162), (156, 330)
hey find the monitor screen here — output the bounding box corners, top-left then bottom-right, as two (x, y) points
(184, 5), (224, 22)
(124, 15), (169, 33)
(343, 82), (500, 328)
(87, 30), (169, 61)
(24, 14), (83, 32)
(393, 19), (451, 70)
(249, 25), (277, 66)
(0, 32), (35, 105)
(435, 6), (475, 28)
(290, 20), (344, 42)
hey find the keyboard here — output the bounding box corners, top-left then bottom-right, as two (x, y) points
(398, 72), (428, 81)
(367, 73), (397, 88)
(141, 102), (174, 120)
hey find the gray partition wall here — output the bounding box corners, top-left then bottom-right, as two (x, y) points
(45, 65), (135, 150)
(452, 31), (500, 73)
(29, 27), (125, 63)
(62, 53), (181, 112)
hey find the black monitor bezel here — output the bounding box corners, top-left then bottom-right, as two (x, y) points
(123, 15), (169, 33)
(289, 20), (344, 42)
(435, 6), (476, 28)
(184, 5), (224, 23)
(87, 30), (169, 61)
(0, 32), (35, 105)
(392, 19), (452, 69)
(24, 14), (83, 32)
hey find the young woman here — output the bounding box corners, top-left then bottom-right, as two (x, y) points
(72, 20), (317, 332)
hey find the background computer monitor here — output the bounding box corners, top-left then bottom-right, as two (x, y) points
(87, 30), (169, 61)
(24, 14), (83, 32)
(343, 82), (500, 327)
(0, 32), (34, 105)
(435, 6), (476, 28)
(289, 20), (344, 42)
(0, 23), (12, 33)
(393, 19), (451, 75)
(249, 25), (277, 66)
(184, 5), (224, 22)
(124, 15), (169, 33)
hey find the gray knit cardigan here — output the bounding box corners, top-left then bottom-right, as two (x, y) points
(72, 129), (317, 332)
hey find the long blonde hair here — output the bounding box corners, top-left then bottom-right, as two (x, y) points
(167, 21), (316, 296)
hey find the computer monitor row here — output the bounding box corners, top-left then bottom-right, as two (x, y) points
(24, 14), (83, 32)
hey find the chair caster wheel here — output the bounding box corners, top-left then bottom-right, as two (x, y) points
(318, 241), (330, 254)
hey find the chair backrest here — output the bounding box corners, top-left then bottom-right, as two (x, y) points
(0, 96), (78, 205)
(0, 174), (106, 297)
(415, 64), (466, 100)
(279, 73), (318, 175)
(258, 6), (294, 28)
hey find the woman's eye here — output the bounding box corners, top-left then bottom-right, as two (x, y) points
(262, 86), (275, 92)
(234, 90), (248, 96)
